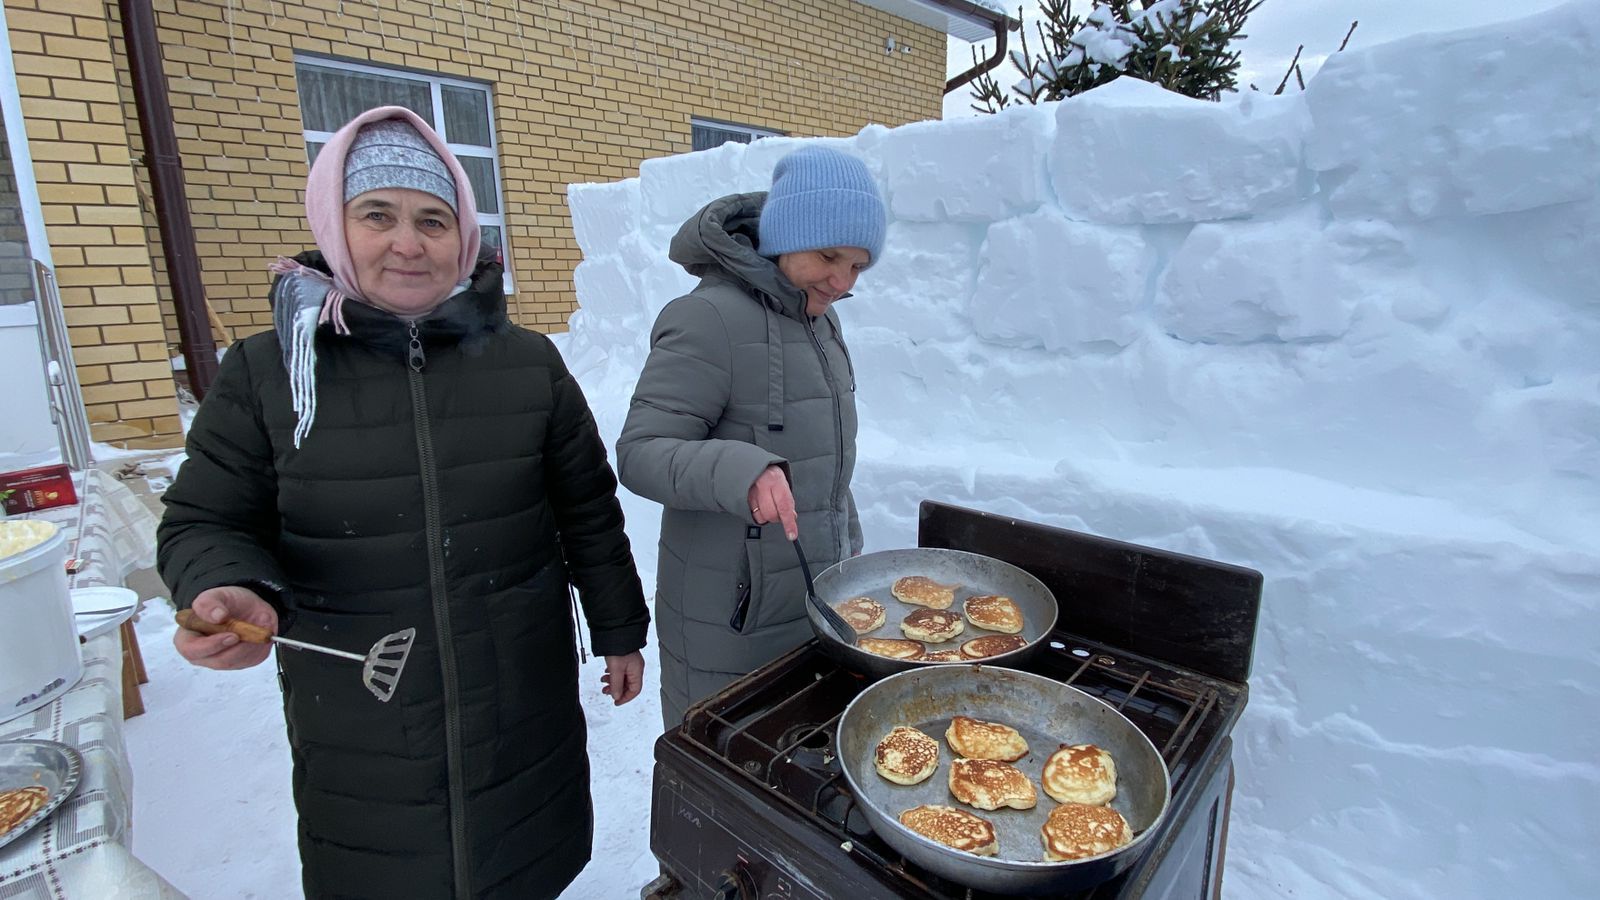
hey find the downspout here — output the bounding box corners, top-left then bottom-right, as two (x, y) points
(119, 0), (219, 399)
(945, 17), (1012, 94)
(939, 0), (1019, 94)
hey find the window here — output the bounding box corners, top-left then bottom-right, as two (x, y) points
(293, 56), (512, 292)
(691, 117), (783, 152)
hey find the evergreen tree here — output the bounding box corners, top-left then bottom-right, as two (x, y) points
(970, 0), (1264, 113)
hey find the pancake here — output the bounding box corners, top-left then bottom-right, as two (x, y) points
(922, 649), (966, 662)
(897, 804), (998, 857)
(1041, 743), (1118, 806)
(959, 634), (1028, 659)
(944, 715), (1029, 762)
(874, 725), (940, 785)
(0, 785), (50, 836)
(836, 596), (887, 634)
(962, 595), (1024, 634)
(890, 575), (961, 610)
(859, 637), (926, 660)
(900, 608), (965, 643)
(947, 757), (1037, 811)
(1040, 802), (1132, 861)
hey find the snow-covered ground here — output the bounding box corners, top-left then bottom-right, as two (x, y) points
(118, 2), (1599, 898)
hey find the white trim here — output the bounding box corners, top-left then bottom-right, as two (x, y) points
(0, 0), (54, 268)
(851, 0), (1006, 43)
(690, 116), (784, 141)
(292, 54), (513, 292)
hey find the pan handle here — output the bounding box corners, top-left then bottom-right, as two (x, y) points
(794, 539), (857, 645)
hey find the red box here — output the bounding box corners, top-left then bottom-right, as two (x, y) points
(0, 464), (78, 514)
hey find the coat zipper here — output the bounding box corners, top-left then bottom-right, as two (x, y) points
(806, 316), (848, 558)
(407, 322), (471, 898)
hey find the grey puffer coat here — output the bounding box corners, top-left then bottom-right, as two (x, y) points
(158, 252), (649, 899)
(617, 192), (862, 729)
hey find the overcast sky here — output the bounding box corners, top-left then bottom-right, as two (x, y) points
(942, 0), (1573, 116)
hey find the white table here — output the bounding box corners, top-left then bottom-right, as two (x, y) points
(0, 469), (186, 898)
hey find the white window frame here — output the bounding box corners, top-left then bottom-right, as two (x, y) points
(292, 54), (513, 294)
(691, 116), (783, 152)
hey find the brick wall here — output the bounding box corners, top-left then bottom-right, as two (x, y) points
(137, 0), (945, 337)
(8, 0), (181, 446)
(11, 0), (946, 445)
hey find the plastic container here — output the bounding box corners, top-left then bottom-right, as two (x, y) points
(0, 520), (83, 725)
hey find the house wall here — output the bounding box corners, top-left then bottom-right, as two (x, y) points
(6, 0), (945, 446)
(6, 0), (180, 446)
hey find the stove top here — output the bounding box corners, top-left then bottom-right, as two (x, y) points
(646, 502), (1263, 900)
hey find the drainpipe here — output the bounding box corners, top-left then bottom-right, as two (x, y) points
(119, 0), (218, 400)
(939, 0), (1020, 94)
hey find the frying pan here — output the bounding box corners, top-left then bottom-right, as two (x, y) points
(804, 547), (1059, 679)
(836, 665), (1171, 895)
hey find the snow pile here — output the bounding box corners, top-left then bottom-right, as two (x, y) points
(563, 2), (1600, 897)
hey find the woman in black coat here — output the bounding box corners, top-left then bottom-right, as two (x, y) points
(158, 106), (649, 899)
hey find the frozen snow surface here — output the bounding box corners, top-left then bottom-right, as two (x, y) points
(563, 4), (1600, 898)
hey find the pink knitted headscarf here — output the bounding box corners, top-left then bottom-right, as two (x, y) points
(270, 106), (483, 448)
(274, 105), (481, 330)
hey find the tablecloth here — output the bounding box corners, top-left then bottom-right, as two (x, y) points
(0, 469), (184, 899)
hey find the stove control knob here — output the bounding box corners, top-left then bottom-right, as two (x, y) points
(712, 866), (754, 900)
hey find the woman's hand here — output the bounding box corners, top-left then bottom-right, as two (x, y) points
(747, 464), (799, 540)
(601, 651), (645, 706)
(174, 585), (278, 670)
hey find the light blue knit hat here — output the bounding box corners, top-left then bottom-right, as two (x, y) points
(758, 146), (886, 267)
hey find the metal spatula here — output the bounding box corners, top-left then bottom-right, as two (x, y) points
(794, 539), (857, 645)
(176, 610), (416, 703)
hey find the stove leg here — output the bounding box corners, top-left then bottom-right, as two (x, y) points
(1211, 764), (1236, 900)
(641, 873), (678, 899)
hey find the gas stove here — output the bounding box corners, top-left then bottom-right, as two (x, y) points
(643, 501), (1263, 900)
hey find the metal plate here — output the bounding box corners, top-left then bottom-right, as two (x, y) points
(806, 547), (1060, 678)
(0, 739), (83, 851)
(837, 666), (1170, 895)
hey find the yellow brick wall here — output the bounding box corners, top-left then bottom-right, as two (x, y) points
(8, 0), (182, 447)
(131, 0), (945, 339)
(11, 0), (945, 444)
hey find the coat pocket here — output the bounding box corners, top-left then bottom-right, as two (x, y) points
(486, 563), (578, 731)
(727, 526), (764, 634)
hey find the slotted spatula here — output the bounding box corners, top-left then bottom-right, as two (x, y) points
(176, 610), (416, 703)
(794, 539), (857, 645)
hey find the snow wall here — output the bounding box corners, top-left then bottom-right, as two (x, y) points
(561, 3), (1600, 897)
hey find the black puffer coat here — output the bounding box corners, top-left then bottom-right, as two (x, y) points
(158, 253), (649, 899)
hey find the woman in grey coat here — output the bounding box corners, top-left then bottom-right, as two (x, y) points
(618, 146), (887, 728)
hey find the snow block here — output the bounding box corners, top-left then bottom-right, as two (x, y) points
(567, 180), (639, 258)
(1305, 0), (1600, 220)
(1051, 78), (1309, 224)
(1155, 211), (1360, 343)
(971, 208), (1148, 350)
(847, 221), (981, 343)
(881, 105), (1052, 223)
(637, 142), (752, 232)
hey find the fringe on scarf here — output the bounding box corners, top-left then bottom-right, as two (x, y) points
(269, 257), (353, 448)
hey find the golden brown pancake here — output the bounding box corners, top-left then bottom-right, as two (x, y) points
(890, 575), (961, 610)
(959, 634), (1028, 659)
(900, 608), (965, 643)
(962, 595), (1025, 634)
(874, 725), (940, 785)
(859, 637), (926, 660)
(947, 757), (1037, 811)
(1041, 744), (1118, 806)
(0, 785), (50, 835)
(836, 596), (887, 634)
(944, 715), (1029, 762)
(898, 804), (998, 857)
(1040, 802), (1132, 861)
(922, 649), (966, 662)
